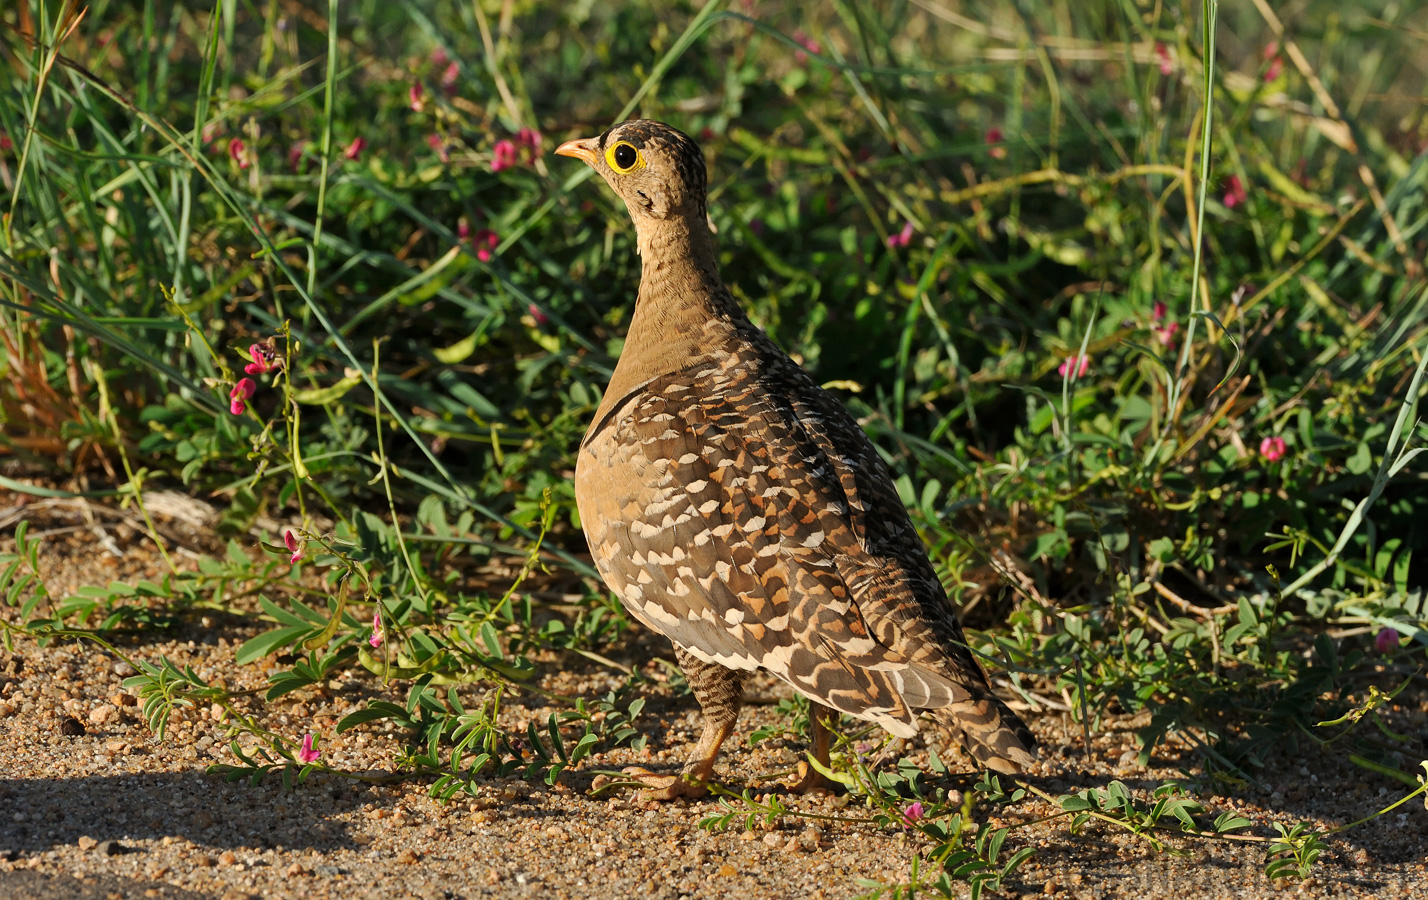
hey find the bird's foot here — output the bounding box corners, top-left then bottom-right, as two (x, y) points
(621, 766), (709, 802)
(785, 760), (834, 797)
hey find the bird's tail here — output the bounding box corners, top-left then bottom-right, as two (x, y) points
(934, 692), (1037, 775)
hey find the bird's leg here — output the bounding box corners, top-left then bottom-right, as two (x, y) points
(624, 646), (746, 802)
(787, 701), (837, 795)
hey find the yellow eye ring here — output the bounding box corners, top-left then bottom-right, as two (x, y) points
(605, 141), (645, 173)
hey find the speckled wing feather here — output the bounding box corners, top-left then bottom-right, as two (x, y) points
(577, 324), (1035, 770)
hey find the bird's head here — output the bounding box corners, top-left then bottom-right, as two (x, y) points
(555, 120), (707, 225)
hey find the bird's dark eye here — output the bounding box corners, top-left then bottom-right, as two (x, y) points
(607, 141), (643, 173)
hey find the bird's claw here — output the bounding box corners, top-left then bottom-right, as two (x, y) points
(621, 766), (709, 802)
(786, 760), (833, 797)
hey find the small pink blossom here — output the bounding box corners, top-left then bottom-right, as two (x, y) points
(1374, 627), (1400, 654)
(409, 82), (425, 113)
(1259, 435), (1287, 462)
(1155, 42), (1173, 75)
(986, 127), (1006, 160)
(885, 221), (914, 249)
(0, 132), (11, 152)
(792, 29), (820, 64)
(283, 529), (304, 564)
(516, 128), (542, 162)
(1058, 355), (1091, 379)
(1263, 42), (1283, 81)
(428, 133), (450, 163)
(430, 46), (449, 69)
(491, 139), (518, 172)
(229, 378), (256, 415)
(296, 733), (320, 765)
(1152, 300), (1168, 322)
(228, 138), (249, 169)
(344, 136), (367, 161)
(470, 228), (498, 262)
(457, 218), (472, 243)
(527, 303), (549, 326)
(1154, 321), (1179, 347)
(244, 343), (280, 376)
(901, 801), (925, 827)
(287, 141), (307, 172)
(369, 610), (384, 648)
(1223, 174), (1247, 209)
(202, 122), (222, 145)
(440, 61), (460, 93)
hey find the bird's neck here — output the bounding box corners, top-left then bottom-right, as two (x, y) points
(599, 214), (746, 412)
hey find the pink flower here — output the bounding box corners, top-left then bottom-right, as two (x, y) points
(296, 733), (320, 765)
(885, 221), (914, 249)
(1264, 42), (1282, 81)
(244, 343), (281, 376)
(428, 133), (450, 163)
(344, 136), (366, 161)
(229, 378), (256, 415)
(986, 127), (1006, 160)
(0, 132), (10, 152)
(1223, 174), (1247, 209)
(1375, 627), (1400, 654)
(901, 801), (925, 827)
(228, 138), (249, 170)
(457, 218), (472, 243)
(440, 61), (460, 93)
(409, 82), (425, 113)
(1259, 436), (1287, 462)
(516, 128), (542, 161)
(202, 122), (222, 145)
(430, 47), (449, 69)
(1152, 300), (1168, 322)
(1154, 321), (1179, 347)
(527, 303), (549, 326)
(1058, 355), (1091, 379)
(287, 141), (307, 172)
(283, 529), (304, 564)
(369, 610), (384, 648)
(793, 29), (821, 63)
(491, 139), (518, 172)
(470, 229), (498, 262)
(1155, 42), (1173, 75)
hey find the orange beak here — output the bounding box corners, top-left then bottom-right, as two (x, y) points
(555, 137), (599, 166)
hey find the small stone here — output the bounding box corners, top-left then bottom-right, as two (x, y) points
(59, 716), (86, 736)
(96, 840), (125, 856)
(397, 848), (421, 864)
(77, 836), (98, 851)
(285, 862), (308, 877)
(114, 692), (138, 708)
(113, 661), (136, 677)
(1044, 881), (1060, 895)
(799, 827), (822, 851)
(762, 832), (783, 848)
(195, 854), (216, 867)
(717, 864), (737, 877)
(739, 830), (756, 842)
(590, 774), (611, 793)
(89, 705), (118, 725)
(219, 850), (238, 866)
(194, 810), (214, 828)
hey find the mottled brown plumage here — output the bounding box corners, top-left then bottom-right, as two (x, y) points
(557, 121), (1035, 797)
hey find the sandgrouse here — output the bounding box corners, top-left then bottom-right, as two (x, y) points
(557, 120), (1035, 799)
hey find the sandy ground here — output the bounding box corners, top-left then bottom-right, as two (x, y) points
(2, 493), (1427, 899)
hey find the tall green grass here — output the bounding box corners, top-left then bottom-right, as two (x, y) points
(2, 0), (1427, 891)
